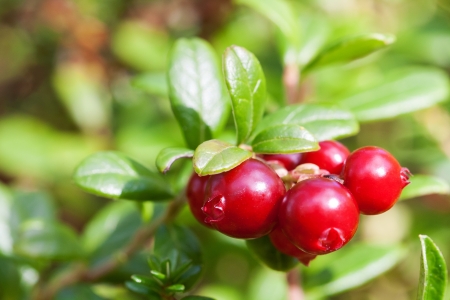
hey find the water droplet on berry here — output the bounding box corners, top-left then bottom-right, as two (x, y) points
(202, 194), (225, 223)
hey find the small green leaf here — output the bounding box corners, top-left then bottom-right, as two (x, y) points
(246, 235), (299, 271)
(168, 38), (230, 149)
(151, 270), (167, 281)
(155, 147), (194, 174)
(154, 224), (202, 290)
(131, 275), (162, 291)
(193, 140), (253, 176)
(251, 124), (318, 154)
(131, 72), (168, 97)
(74, 151), (173, 201)
(14, 220), (83, 260)
(305, 33), (395, 71)
(182, 296), (215, 300)
(337, 68), (450, 122)
(166, 284), (185, 292)
(126, 281), (162, 299)
(223, 45), (267, 144)
(252, 104), (359, 141)
(400, 175), (450, 201)
(304, 244), (405, 298)
(418, 235), (448, 300)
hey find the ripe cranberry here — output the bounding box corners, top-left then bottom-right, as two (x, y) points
(279, 177), (359, 255)
(300, 140), (350, 174)
(269, 226), (316, 266)
(186, 173), (213, 228)
(261, 153), (303, 171)
(342, 146), (410, 215)
(202, 159), (286, 239)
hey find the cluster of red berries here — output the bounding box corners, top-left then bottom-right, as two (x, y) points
(186, 141), (411, 266)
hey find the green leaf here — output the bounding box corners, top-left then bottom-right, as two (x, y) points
(246, 235), (299, 271)
(14, 220), (83, 260)
(417, 235), (448, 300)
(235, 0), (300, 63)
(223, 45), (267, 144)
(304, 244), (405, 298)
(251, 124), (318, 154)
(252, 104), (359, 142)
(9, 190), (57, 239)
(400, 175), (450, 201)
(168, 38), (230, 149)
(131, 72), (168, 97)
(193, 140), (253, 176)
(131, 275), (162, 292)
(82, 201), (142, 258)
(74, 151), (173, 201)
(165, 284), (185, 292)
(182, 296), (215, 300)
(125, 281), (162, 299)
(154, 224), (202, 290)
(304, 33), (395, 71)
(337, 68), (450, 122)
(0, 256), (23, 299)
(297, 14), (330, 67)
(155, 147), (194, 174)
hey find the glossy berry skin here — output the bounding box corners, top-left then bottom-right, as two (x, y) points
(342, 146), (410, 215)
(186, 173), (213, 229)
(261, 153), (303, 171)
(279, 177), (359, 255)
(202, 159), (286, 239)
(269, 226), (316, 266)
(300, 140), (350, 174)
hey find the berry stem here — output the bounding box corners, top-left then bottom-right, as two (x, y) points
(287, 269), (305, 300)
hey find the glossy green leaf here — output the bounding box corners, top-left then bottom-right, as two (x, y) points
(155, 147), (194, 174)
(223, 45), (266, 144)
(193, 140), (252, 176)
(417, 235), (448, 300)
(246, 235), (299, 271)
(252, 104), (359, 142)
(131, 72), (168, 97)
(131, 275), (162, 292)
(251, 124), (318, 154)
(337, 68), (450, 122)
(82, 201), (142, 257)
(14, 220), (83, 260)
(304, 33), (395, 71)
(304, 244), (405, 298)
(182, 296), (215, 300)
(235, 0), (300, 63)
(400, 175), (450, 201)
(74, 151), (173, 201)
(168, 38), (230, 149)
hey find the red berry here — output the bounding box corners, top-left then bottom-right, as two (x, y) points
(269, 226), (316, 266)
(261, 153), (303, 171)
(279, 177), (359, 255)
(186, 173), (213, 229)
(300, 140), (350, 174)
(342, 146), (410, 215)
(202, 159), (286, 239)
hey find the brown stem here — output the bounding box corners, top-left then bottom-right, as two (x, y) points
(283, 63), (300, 104)
(33, 194), (186, 300)
(287, 269), (305, 300)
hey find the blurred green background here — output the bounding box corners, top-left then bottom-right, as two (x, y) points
(1, 0), (450, 299)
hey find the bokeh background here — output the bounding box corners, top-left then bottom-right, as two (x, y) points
(1, 0), (450, 299)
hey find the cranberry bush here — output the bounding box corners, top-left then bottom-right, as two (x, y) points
(1, 1), (450, 300)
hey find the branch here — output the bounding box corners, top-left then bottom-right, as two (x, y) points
(287, 269), (305, 300)
(33, 194), (186, 300)
(283, 63), (300, 104)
